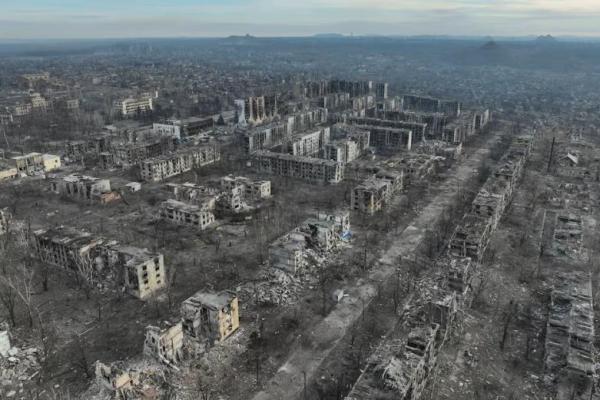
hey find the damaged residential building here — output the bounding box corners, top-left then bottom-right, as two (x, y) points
(181, 290), (240, 349)
(32, 226), (104, 271)
(346, 116), (423, 144)
(287, 127), (331, 157)
(95, 361), (163, 399)
(448, 214), (493, 262)
(351, 177), (395, 214)
(8, 152), (61, 176)
(0, 207), (11, 235)
(221, 175), (271, 200)
(269, 212), (350, 274)
(545, 272), (595, 400)
(50, 174), (121, 204)
(33, 227), (166, 299)
(166, 182), (218, 208)
(254, 150), (344, 184)
(144, 323), (184, 365)
(159, 199), (215, 230)
(345, 323), (441, 400)
(242, 108), (328, 153)
(401, 95), (461, 117)
(96, 244), (166, 299)
(553, 213), (584, 259)
(140, 145), (220, 182)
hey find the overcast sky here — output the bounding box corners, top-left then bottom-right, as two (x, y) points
(2, 0), (600, 39)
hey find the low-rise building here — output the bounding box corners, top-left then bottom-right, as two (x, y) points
(0, 160), (18, 181)
(10, 152), (43, 175)
(50, 174), (121, 204)
(159, 199), (215, 230)
(181, 290), (240, 347)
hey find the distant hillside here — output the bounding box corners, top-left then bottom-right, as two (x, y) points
(313, 33), (345, 38)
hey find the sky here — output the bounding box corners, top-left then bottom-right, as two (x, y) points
(2, 0), (600, 39)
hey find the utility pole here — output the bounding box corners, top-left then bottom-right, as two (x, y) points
(547, 136), (555, 173)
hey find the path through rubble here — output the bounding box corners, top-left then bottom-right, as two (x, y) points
(252, 129), (505, 400)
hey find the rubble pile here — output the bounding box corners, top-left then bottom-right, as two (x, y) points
(239, 249), (327, 306)
(0, 344), (42, 399)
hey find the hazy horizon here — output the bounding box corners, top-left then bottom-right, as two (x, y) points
(3, 0), (600, 39)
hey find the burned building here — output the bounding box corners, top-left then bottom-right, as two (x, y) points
(345, 323), (440, 400)
(144, 323), (184, 365)
(140, 145), (220, 182)
(181, 290), (240, 348)
(166, 182), (218, 209)
(351, 178), (393, 215)
(269, 212), (349, 273)
(97, 244), (166, 299)
(159, 199), (215, 230)
(347, 116), (421, 144)
(32, 227), (104, 271)
(50, 174), (121, 204)
(401, 95), (461, 117)
(545, 272), (595, 400)
(0, 208), (11, 235)
(221, 175), (271, 200)
(254, 151), (344, 184)
(448, 214), (493, 262)
(553, 213), (584, 259)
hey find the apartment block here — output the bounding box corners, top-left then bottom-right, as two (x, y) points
(351, 178), (393, 214)
(140, 145), (220, 182)
(50, 174), (121, 204)
(115, 96), (153, 116)
(288, 127), (331, 157)
(254, 150), (344, 184)
(159, 199), (215, 230)
(32, 227), (104, 271)
(181, 290), (240, 346)
(243, 108), (328, 153)
(98, 244), (166, 299)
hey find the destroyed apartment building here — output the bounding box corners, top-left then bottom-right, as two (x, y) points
(143, 323), (184, 366)
(351, 175), (398, 215)
(345, 267), (470, 400)
(50, 174), (122, 204)
(254, 150), (344, 184)
(140, 144), (220, 182)
(95, 361), (163, 399)
(5, 151), (61, 176)
(32, 227), (166, 299)
(269, 211), (350, 274)
(159, 199), (216, 229)
(181, 290), (240, 350)
(0, 207), (11, 235)
(545, 272), (595, 400)
(221, 175), (272, 200)
(552, 213), (584, 259)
